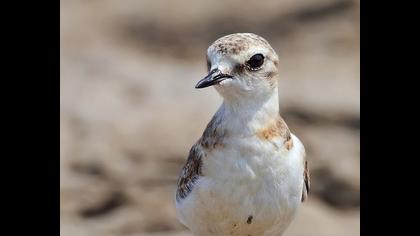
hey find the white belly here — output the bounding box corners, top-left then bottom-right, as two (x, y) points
(176, 134), (305, 236)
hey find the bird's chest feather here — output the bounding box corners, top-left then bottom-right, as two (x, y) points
(177, 136), (304, 236)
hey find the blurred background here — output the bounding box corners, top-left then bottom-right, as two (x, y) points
(60, 0), (359, 235)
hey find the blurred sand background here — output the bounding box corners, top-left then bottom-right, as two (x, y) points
(60, 0), (360, 235)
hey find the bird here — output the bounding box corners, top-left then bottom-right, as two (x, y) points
(175, 33), (310, 236)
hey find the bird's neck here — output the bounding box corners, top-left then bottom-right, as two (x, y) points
(217, 87), (280, 136)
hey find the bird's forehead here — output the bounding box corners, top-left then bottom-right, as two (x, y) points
(207, 33), (277, 61)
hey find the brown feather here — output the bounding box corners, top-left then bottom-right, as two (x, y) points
(256, 115), (293, 150)
(176, 144), (204, 201)
(301, 160), (310, 202)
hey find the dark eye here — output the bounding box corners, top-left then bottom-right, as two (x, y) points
(246, 54), (264, 70)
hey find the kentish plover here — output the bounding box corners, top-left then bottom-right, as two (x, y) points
(175, 33), (310, 236)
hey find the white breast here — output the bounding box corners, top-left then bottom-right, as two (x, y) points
(176, 134), (305, 236)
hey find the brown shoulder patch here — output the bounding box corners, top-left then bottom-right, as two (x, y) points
(256, 120), (279, 140)
(257, 116), (293, 149)
(176, 144), (204, 201)
(301, 160), (310, 202)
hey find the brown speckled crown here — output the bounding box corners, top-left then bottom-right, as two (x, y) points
(209, 33), (276, 55)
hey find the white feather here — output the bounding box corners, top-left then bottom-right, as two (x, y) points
(176, 89), (306, 236)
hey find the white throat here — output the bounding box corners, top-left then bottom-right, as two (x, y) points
(216, 86), (280, 136)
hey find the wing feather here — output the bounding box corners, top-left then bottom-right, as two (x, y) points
(301, 159), (310, 202)
(176, 144), (203, 202)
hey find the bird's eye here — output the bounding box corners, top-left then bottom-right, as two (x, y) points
(246, 54), (264, 71)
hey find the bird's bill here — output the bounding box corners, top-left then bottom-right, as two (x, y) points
(195, 69), (233, 89)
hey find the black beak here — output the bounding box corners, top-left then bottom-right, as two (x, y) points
(195, 69), (233, 89)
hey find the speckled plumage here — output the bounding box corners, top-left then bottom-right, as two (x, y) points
(209, 33), (276, 56)
(175, 33), (309, 236)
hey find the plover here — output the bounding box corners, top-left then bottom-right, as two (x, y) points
(175, 33), (310, 236)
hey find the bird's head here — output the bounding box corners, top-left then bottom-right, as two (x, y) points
(196, 33), (280, 101)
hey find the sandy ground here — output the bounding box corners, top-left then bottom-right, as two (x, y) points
(60, 0), (359, 235)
